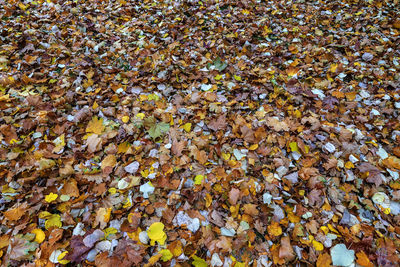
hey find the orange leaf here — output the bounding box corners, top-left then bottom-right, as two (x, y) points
(3, 203), (27, 221)
(316, 253), (332, 267)
(331, 90), (345, 99)
(286, 67), (299, 77)
(356, 251), (373, 267)
(382, 156), (400, 170)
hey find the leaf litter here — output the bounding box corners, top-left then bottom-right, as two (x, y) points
(0, 0), (400, 266)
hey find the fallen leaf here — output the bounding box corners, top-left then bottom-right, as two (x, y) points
(356, 251), (373, 267)
(3, 203), (27, 221)
(86, 116), (105, 135)
(279, 236), (295, 262)
(317, 253), (332, 267)
(147, 222), (167, 245)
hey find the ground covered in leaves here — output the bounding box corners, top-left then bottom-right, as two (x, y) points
(1, 0), (400, 266)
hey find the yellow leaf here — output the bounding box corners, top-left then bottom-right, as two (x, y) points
(205, 193), (212, 208)
(0, 235), (10, 249)
(147, 222), (167, 245)
(45, 214), (62, 229)
(267, 221), (282, 236)
(330, 63), (338, 73)
(92, 101), (99, 109)
(320, 226), (329, 235)
(293, 109), (302, 118)
(215, 74), (222, 80)
(118, 142), (130, 154)
(136, 113), (145, 119)
(159, 249), (173, 262)
(234, 75), (242, 81)
(86, 116), (105, 135)
(263, 26), (272, 35)
(58, 251), (70, 264)
(31, 229), (45, 243)
(104, 227), (118, 239)
(122, 116), (130, 123)
(19, 3), (29, 10)
(345, 161), (354, 169)
(288, 212), (300, 223)
(194, 175), (204, 185)
(144, 254), (162, 267)
(108, 187), (117, 195)
(170, 241), (183, 256)
(289, 142), (299, 153)
(249, 144), (258, 150)
(222, 153), (231, 161)
(45, 193), (58, 203)
(192, 255), (207, 267)
(315, 28), (323, 36)
(182, 123), (191, 132)
(312, 240), (324, 251)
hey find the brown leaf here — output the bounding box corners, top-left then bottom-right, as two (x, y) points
(323, 158), (338, 170)
(195, 149), (208, 165)
(48, 229), (63, 245)
(308, 189), (324, 207)
(228, 188), (240, 205)
(208, 115), (227, 131)
(266, 117), (289, 132)
(59, 163), (74, 177)
(216, 236), (232, 253)
(279, 236), (295, 262)
(60, 179), (80, 198)
(101, 155), (117, 171)
(8, 236), (38, 261)
(65, 236), (92, 263)
(0, 125), (18, 144)
(171, 138), (185, 157)
(93, 207), (111, 229)
(243, 204), (259, 216)
(86, 134), (102, 153)
(240, 125), (255, 143)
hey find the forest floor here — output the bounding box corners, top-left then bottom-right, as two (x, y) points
(1, 0), (400, 266)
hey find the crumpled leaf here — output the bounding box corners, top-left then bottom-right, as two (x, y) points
(8, 236), (38, 261)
